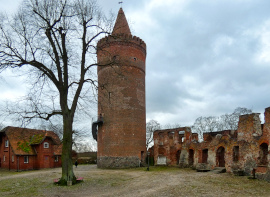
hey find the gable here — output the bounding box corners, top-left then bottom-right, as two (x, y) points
(1, 126), (62, 155)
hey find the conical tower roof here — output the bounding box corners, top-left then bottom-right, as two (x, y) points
(112, 8), (131, 35)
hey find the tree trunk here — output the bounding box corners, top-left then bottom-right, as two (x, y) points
(59, 113), (76, 185)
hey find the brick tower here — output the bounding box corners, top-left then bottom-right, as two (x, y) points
(96, 8), (147, 168)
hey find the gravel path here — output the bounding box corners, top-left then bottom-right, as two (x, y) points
(1, 165), (270, 197)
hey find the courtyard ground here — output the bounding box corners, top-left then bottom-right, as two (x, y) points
(0, 165), (270, 197)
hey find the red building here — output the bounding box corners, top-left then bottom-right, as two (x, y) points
(0, 126), (62, 171)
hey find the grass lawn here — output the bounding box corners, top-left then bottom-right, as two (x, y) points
(0, 166), (270, 197)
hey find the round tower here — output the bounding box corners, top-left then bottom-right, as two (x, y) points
(96, 8), (147, 168)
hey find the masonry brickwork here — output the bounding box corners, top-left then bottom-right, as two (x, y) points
(0, 127), (62, 171)
(96, 8), (147, 168)
(153, 107), (270, 181)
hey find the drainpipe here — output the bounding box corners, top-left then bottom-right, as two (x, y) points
(9, 143), (10, 171)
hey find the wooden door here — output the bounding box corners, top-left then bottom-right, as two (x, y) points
(44, 155), (50, 168)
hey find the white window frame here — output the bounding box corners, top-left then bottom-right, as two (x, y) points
(55, 156), (58, 162)
(5, 140), (9, 147)
(24, 156), (29, 163)
(12, 155), (14, 163)
(44, 142), (49, 148)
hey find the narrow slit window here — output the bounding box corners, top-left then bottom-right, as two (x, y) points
(233, 146), (239, 162)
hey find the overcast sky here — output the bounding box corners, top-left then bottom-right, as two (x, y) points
(1, 0), (270, 129)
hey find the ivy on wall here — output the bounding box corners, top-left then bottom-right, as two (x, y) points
(17, 134), (45, 153)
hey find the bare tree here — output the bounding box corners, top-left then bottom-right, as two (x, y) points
(219, 107), (252, 130)
(0, 0), (113, 185)
(192, 107), (252, 140)
(75, 142), (94, 153)
(162, 123), (181, 129)
(0, 123), (4, 131)
(146, 120), (160, 150)
(192, 116), (219, 140)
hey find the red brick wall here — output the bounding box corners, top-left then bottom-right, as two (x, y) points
(97, 35), (146, 167)
(153, 107), (270, 179)
(153, 127), (192, 166)
(34, 138), (58, 169)
(0, 135), (61, 170)
(0, 134), (11, 169)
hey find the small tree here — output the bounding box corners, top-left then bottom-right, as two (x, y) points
(146, 120), (160, 150)
(0, 0), (113, 185)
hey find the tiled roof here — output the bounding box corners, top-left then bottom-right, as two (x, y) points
(54, 144), (63, 155)
(1, 126), (62, 155)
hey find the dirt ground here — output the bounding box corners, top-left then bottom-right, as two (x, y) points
(1, 165), (270, 197)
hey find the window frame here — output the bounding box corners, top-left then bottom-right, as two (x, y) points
(24, 156), (29, 163)
(55, 156), (59, 162)
(5, 140), (9, 147)
(44, 142), (49, 149)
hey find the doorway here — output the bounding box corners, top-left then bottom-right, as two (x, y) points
(202, 149), (208, 163)
(189, 149), (194, 165)
(44, 155), (50, 168)
(176, 150), (181, 165)
(216, 146), (225, 167)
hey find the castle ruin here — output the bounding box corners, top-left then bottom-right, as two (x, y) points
(153, 107), (270, 180)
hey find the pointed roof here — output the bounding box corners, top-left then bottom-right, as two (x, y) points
(112, 8), (131, 35)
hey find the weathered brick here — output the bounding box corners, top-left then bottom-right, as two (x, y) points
(96, 8), (146, 168)
(153, 107), (270, 181)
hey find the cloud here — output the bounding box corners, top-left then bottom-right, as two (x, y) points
(1, 0), (270, 129)
(135, 0), (270, 126)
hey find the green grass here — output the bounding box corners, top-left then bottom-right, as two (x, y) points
(1, 166), (270, 197)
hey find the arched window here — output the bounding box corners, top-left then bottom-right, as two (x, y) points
(44, 142), (49, 148)
(259, 143), (268, 165)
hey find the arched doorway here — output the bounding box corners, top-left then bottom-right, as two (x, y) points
(216, 146), (225, 167)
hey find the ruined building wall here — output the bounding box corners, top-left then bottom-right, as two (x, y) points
(153, 127), (197, 166)
(153, 107), (270, 180)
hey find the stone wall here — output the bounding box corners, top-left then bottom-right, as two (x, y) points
(153, 107), (270, 181)
(97, 156), (140, 168)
